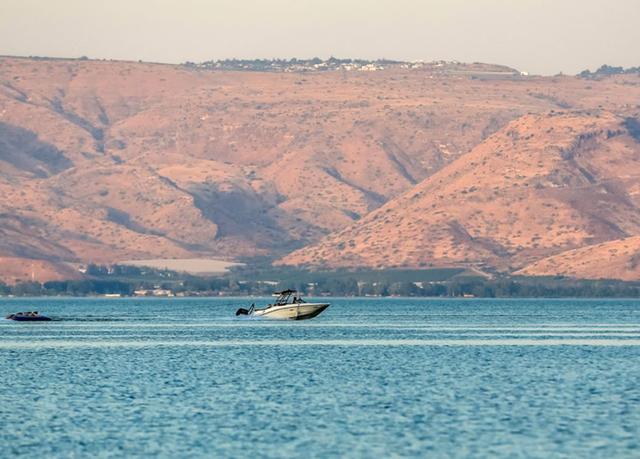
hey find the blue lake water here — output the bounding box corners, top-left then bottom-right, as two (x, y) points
(1, 297), (640, 458)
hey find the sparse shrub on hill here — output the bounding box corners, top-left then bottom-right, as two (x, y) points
(624, 118), (640, 142)
(579, 64), (640, 79)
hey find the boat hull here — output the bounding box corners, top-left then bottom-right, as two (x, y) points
(252, 303), (329, 320)
(8, 316), (51, 322)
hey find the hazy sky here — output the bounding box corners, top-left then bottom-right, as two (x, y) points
(1, 0), (638, 75)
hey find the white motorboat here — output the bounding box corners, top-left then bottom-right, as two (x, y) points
(235, 290), (329, 320)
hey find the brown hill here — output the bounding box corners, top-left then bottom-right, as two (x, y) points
(279, 111), (640, 277)
(517, 236), (640, 281)
(1, 56), (640, 281)
(0, 257), (81, 285)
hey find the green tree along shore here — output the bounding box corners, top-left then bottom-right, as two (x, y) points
(1, 264), (640, 298)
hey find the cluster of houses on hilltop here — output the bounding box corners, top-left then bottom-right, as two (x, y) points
(183, 58), (396, 72)
(182, 58), (527, 77)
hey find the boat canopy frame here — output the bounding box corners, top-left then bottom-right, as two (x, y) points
(272, 290), (304, 306)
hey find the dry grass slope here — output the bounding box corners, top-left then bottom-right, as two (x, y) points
(518, 236), (640, 281)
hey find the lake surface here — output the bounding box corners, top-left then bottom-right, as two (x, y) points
(1, 297), (639, 458)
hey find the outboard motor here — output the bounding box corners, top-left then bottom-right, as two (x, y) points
(235, 303), (255, 316)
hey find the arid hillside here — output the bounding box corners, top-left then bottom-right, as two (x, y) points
(1, 56), (640, 281)
(280, 111), (640, 276)
(517, 236), (640, 281)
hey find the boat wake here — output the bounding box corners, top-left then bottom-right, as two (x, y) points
(2, 338), (640, 349)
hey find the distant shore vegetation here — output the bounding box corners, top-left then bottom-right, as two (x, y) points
(1, 264), (639, 298)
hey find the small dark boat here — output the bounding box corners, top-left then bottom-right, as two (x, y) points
(5, 311), (52, 322)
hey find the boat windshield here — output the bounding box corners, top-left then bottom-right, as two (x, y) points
(273, 290), (300, 305)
